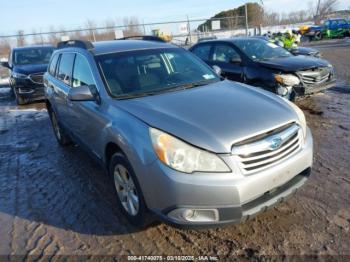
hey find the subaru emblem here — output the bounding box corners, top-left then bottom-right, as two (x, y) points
(270, 137), (283, 150)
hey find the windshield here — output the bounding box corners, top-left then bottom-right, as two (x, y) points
(96, 48), (220, 98)
(13, 47), (54, 65)
(234, 39), (292, 61)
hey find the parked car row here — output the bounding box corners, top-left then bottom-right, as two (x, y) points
(302, 18), (350, 41)
(1, 37), (335, 105)
(0, 36), (321, 228)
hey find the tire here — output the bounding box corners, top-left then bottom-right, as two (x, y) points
(314, 31), (322, 41)
(109, 152), (152, 227)
(9, 86), (15, 98)
(14, 89), (28, 105)
(48, 109), (72, 146)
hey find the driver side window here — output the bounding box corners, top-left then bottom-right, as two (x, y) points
(212, 44), (240, 63)
(72, 54), (95, 88)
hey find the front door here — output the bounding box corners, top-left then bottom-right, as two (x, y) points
(210, 43), (243, 82)
(67, 53), (106, 159)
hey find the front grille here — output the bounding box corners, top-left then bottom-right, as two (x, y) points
(232, 123), (302, 175)
(29, 73), (44, 84)
(297, 67), (331, 87)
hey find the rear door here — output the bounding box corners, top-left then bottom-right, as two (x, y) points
(210, 43), (243, 82)
(191, 43), (213, 65)
(338, 19), (348, 30)
(45, 52), (59, 102)
(52, 53), (75, 130)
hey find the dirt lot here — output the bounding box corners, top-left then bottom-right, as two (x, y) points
(0, 44), (349, 259)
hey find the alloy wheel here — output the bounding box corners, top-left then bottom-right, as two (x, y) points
(51, 113), (61, 140)
(113, 164), (140, 216)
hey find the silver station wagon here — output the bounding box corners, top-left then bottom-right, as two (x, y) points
(44, 37), (313, 228)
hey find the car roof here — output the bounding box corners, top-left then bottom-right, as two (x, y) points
(92, 40), (177, 55)
(326, 18), (347, 21)
(193, 37), (263, 45)
(56, 40), (178, 56)
(13, 45), (55, 51)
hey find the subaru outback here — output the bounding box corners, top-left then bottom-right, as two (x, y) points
(44, 38), (313, 228)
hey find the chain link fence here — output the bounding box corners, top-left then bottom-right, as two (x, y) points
(0, 15), (253, 49)
(0, 15), (257, 78)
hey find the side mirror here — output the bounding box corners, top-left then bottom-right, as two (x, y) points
(1, 61), (11, 69)
(230, 57), (242, 64)
(212, 65), (222, 76)
(68, 85), (99, 103)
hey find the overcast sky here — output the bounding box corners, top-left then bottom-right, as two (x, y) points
(0, 0), (349, 35)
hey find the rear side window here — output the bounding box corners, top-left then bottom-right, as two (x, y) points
(57, 53), (75, 86)
(72, 54), (95, 88)
(48, 54), (59, 76)
(192, 44), (211, 61)
(213, 44), (240, 63)
(330, 20), (338, 27)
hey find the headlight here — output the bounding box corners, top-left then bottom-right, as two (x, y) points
(275, 74), (300, 86)
(283, 98), (307, 140)
(327, 64), (335, 75)
(149, 128), (230, 173)
(12, 72), (28, 79)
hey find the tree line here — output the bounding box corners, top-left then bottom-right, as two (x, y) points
(0, 16), (143, 58)
(0, 0), (342, 58)
(197, 0), (340, 31)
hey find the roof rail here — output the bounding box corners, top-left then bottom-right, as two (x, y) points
(116, 35), (166, 43)
(57, 40), (94, 50)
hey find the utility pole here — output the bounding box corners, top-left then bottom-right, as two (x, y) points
(245, 3), (249, 36)
(186, 15), (192, 45)
(143, 19), (146, 35)
(315, 0), (321, 22)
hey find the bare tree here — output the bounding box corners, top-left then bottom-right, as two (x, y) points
(264, 11), (280, 26)
(122, 17), (143, 37)
(0, 38), (11, 57)
(31, 30), (44, 45)
(85, 19), (97, 41)
(16, 30), (26, 47)
(99, 19), (116, 41)
(313, 0), (338, 22)
(47, 26), (60, 45)
(68, 28), (85, 41)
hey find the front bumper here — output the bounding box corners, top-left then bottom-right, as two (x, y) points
(294, 79), (336, 96)
(10, 77), (45, 99)
(141, 128), (313, 227)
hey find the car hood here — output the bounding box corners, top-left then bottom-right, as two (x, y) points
(258, 55), (330, 72)
(13, 64), (48, 74)
(291, 47), (319, 56)
(114, 80), (298, 153)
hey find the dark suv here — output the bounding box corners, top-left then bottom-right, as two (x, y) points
(1, 45), (55, 105)
(190, 38), (336, 100)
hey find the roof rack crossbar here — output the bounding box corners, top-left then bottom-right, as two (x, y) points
(116, 35), (166, 43)
(57, 40), (94, 50)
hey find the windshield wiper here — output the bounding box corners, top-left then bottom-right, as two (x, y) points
(176, 79), (217, 89)
(115, 80), (217, 100)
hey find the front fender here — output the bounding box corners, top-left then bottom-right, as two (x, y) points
(100, 108), (160, 207)
(101, 107), (157, 168)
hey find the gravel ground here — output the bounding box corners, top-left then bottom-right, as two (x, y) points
(0, 45), (349, 259)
